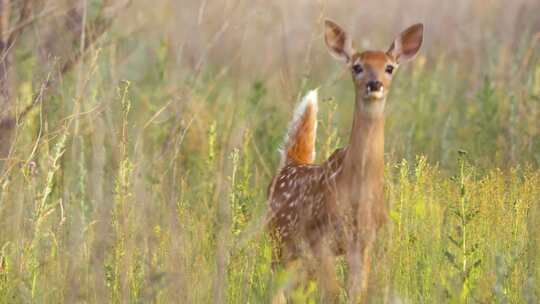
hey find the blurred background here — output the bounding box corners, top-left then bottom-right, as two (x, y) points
(2, 0), (540, 167)
(0, 0), (539, 303)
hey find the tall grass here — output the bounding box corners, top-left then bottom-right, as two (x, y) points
(0, 0), (539, 302)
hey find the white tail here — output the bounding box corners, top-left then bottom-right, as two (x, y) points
(279, 89), (318, 167)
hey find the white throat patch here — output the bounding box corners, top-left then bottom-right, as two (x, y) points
(360, 98), (386, 116)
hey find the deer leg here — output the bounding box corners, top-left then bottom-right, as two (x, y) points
(270, 240), (287, 304)
(311, 240), (340, 303)
(358, 243), (373, 304)
(346, 242), (362, 303)
(271, 240), (301, 304)
(271, 259), (304, 304)
(347, 232), (375, 304)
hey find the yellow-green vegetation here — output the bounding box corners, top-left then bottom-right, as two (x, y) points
(0, 0), (540, 303)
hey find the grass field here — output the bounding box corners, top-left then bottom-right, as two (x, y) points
(0, 0), (540, 303)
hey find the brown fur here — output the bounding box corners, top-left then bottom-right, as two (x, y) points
(267, 20), (423, 303)
(286, 102), (317, 165)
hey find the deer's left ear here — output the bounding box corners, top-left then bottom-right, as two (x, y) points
(387, 23), (423, 64)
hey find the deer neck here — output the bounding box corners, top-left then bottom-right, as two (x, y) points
(339, 93), (385, 207)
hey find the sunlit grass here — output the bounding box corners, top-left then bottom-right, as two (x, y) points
(0, 0), (539, 303)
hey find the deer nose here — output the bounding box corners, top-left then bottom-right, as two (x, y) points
(366, 80), (383, 92)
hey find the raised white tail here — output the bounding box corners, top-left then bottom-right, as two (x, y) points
(279, 89), (318, 167)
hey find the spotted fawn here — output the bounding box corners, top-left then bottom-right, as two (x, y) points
(267, 20), (424, 302)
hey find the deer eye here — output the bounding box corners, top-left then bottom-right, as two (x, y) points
(385, 65), (394, 74)
(352, 64), (363, 74)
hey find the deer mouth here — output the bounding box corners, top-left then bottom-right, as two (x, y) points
(364, 87), (385, 100)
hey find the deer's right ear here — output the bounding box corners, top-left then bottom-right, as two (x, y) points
(324, 20), (354, 64)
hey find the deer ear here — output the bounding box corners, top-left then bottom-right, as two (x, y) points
(387, 23), (423, 64)
(324, 19), (354, 64)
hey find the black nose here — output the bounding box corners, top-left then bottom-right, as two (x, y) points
(366, 80), (383, 92)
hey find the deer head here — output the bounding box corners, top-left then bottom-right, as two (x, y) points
(324, 20), (423, 114)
